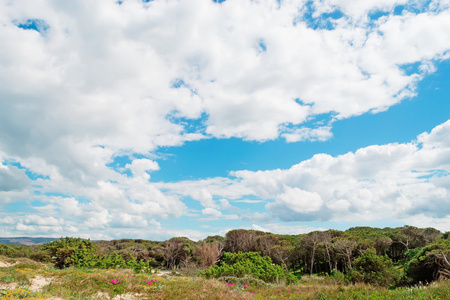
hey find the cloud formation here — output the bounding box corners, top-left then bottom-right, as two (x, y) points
(0, 0), (449, 239)
(160, 120), (450, 232)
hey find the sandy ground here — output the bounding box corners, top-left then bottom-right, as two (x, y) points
(0, 260), (147, 299)
(0, 260), (18, 268)
(29, 276), (52, 292)
(95, 291), (145, 300)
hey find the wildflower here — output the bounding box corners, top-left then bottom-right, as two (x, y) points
(226, 283), (234, 286)
(106, 278), (122, 284)
(151, 279), (157, 282)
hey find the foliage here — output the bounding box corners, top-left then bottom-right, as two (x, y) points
(201, 251), (297, 284)
(3, 256), (450, 299)
(0, 287), (50, 300)
(203, 235), (226, 244)
(36, 237), (151, 272)
(404, 238), (450, 283)
(328, 269), (346, 284)
(0, 244), (14, 257)
(0, 244), (39, 259)
(1, 225), (447, 286)
(41, 237), (97, 269)
(347, 249), (400, 287)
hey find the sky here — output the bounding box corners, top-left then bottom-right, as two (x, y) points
(0, 0), (450, 241)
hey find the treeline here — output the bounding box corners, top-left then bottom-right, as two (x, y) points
(1, 226), (449, 287)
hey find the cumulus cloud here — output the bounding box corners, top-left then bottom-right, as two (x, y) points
(190, 188), (216, 208)
(126, 158), (160, 179)
(1, 0), (450, 238)
(266, 187), (324, 221)
(0, 164), (30, 192)
(162, 120), (450, 226)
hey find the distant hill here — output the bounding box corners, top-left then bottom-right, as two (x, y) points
(0, 237), (59, 245)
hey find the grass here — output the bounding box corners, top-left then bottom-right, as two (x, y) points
(1, 256), (449, 299)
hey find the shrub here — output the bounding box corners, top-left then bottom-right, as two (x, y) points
(29, 249), (52, 262)
(328, 269), (346, 284)
(200, 252), (297, 284)
(347, 249), (400, 287)
(0, 244), (14, 257)
(404, 238), (450, 283)
(42, 237), (98, 269)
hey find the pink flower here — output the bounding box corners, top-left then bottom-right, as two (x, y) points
(151, 279), (157, 282)
(226, 283), (234, 286)
(133, 275), (136, 277)
(104, 280), (109, 283)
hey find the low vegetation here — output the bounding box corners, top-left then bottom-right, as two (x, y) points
(0, 225), (449, 299)
(201, 252), (298, 284)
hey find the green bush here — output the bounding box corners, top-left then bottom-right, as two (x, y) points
(328, 269), (346, 284)
(347, 249), (400, 287)
(0, 244), (34, 258)
(42, 237), (98, 269)
(200, 252), (297, 284)
(0, 244), (14, 257)
(40, 237), (155, 271)
(29, 249), (52, 262)
(404, 239), (450, 284)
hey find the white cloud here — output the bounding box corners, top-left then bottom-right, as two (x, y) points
(0, 216), (15, 225)
(16, 223), (36, 232)
(0, 164), (29, 192)
(126, 158), (160, 179)
(109, 213), (149, 228)
(202, 207), (222, 218)
(242, 212), (273, 223)
(282, 126), (333, 142)
(23, 215), (63, 226)
(0, 0), (450, 237)
(162, 120), (450, 226)
(218, 199), (232, 210)
(190, 188), (216, 208)
(268, 186), (324, 217)
(251, 223), (327, 235)
(418, 120), (450, 150)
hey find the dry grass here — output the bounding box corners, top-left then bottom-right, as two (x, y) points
(1, 256), (450, 299)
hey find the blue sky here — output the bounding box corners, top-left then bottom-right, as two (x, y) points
(1, 0), (450, 241)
